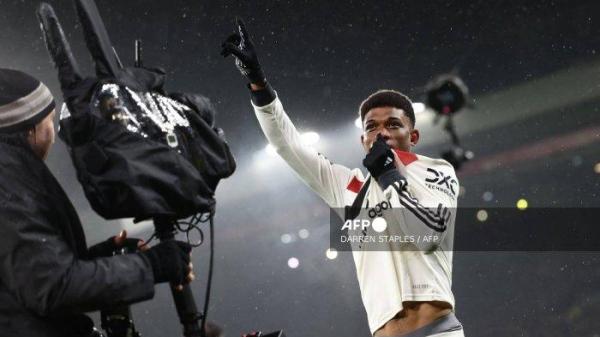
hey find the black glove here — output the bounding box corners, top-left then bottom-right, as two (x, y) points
(220, 18), (266, 85)
(141, 240), (192, 285)
(88, 234), (141, 258)
(363, 134), (406, 190)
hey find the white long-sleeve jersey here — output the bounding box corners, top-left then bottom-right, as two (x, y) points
(252, 95), (459, 334)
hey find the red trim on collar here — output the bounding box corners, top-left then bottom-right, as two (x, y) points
(346, 176), (363, 193)
(394, 150), (418, 166)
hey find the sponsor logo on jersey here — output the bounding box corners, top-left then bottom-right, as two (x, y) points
(368, 201), (391, 219)
(425, 168), (457, 198)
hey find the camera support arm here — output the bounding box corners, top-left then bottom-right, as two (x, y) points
(154, 217), (204, 337)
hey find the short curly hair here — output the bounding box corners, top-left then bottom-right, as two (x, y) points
(359, 90), (415, 127)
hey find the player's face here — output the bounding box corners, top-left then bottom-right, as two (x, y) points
(361, 106), (419, 153)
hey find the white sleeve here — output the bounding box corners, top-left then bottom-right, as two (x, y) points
(382, 163), (459, 252)
(252, 95), (354, 208)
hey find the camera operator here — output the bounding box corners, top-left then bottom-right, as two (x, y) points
(0, 68), (195, 337)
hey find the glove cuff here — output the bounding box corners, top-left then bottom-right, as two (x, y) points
(377, 169), (407, 191)
(247, 67), (267, 86)
(249, 82), (276, 107)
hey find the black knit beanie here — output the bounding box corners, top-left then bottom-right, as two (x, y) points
(0, 68), (55, 133)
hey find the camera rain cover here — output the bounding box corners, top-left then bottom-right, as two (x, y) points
(38, 0), (236, 220)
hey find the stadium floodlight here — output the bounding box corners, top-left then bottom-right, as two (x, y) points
(355, 117), (362, 129)
(301, 131), (320, 146)
(412, 102), (426, 114)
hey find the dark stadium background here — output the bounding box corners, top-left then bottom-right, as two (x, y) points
(1, 0), (599, 336)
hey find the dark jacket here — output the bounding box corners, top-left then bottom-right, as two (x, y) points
(0, 135), (155, 337)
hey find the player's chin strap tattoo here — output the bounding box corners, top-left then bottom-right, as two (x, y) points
(37, 1), (236, 337)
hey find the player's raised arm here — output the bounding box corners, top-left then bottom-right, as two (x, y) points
(221, 18), (357, 208)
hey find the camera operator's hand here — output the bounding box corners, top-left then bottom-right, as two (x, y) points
(363, 134), (406, 190)
(141, 241), (194, 290)
(220, 18), (267, 86)
(88, 230), (146, 258)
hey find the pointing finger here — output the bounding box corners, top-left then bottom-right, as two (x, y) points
(235, 17), (250, 43)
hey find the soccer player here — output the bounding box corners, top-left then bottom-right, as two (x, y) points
(222, 19), (464, 337)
